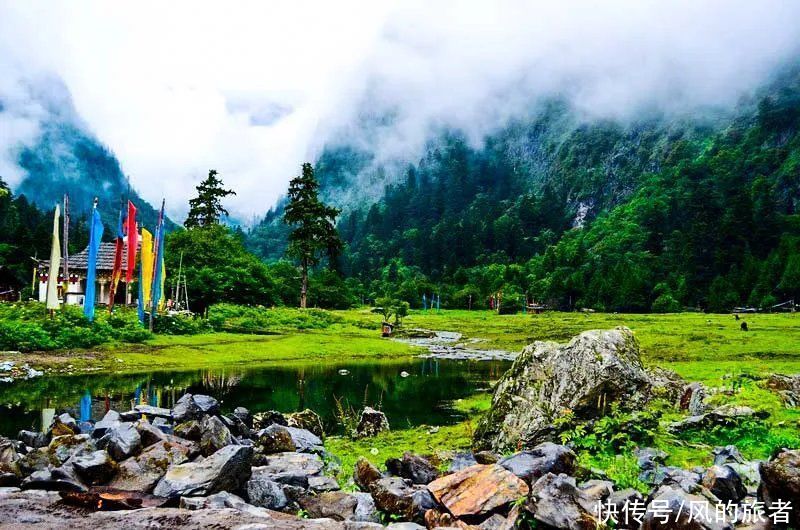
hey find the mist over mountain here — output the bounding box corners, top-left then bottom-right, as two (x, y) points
(0, 75), (172, 231)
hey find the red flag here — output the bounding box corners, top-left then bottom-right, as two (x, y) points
(125, 201), (138, 283)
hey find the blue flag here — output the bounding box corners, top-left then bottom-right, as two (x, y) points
(83, 208), (104, 321)
(151, 216), (165, 311)
(137, 260), (145, 324)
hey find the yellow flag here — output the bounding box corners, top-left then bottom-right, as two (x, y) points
(140, 228), (154, 307)
(46, 205), (61, 310)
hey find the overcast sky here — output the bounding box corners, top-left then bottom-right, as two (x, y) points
(1, 1), (799, 221)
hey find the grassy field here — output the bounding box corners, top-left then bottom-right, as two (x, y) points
(1, 307), (798, 484)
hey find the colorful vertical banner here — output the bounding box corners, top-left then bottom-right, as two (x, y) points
(108, 211), (124, 309)
(125, 201), (138, 283)
(45, 205), (61, 310)
(83, 206), (104, 321)
(140, 228), (154, 307)
(150, 199), (166, 324)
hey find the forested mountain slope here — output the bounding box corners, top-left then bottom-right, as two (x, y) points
(250, 65), (800, 312)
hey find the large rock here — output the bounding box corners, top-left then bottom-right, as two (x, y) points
(758, 448), (800, 529)
(253, 451), (324, 488)
(474, 328), (652, 451)
(525, 473), (600, 530)
(253, 410), (289, 429)
(107, 439), (192, 492)
(299, 491), (361, 521)
(171, 394), (202, 423)
(354, 457), (382, 491)
(70, 450), (117, 485)
(427, 464), (529, 517)
(765, 373), (800, 407)
(499, 443), (576, 484)
(246, 475), (289, 509)
(370, 477), (435, 521)
(701, 465), (746, 503)
(192, 395), (220, 415)
(152, 444), (253, 498)
(387, 452), (440, 485)
(133, 419), (167, 447)
(286, 426), (324, 453)
(92, 411), (121, 438)
(96, 423), (142, 461)
(48, 434), (96, 464)
(256, 424), (297, 454)
(17, 429), (47, 449)
(356, 407), (389, 438)
(641, 486), (732, 530)
(199, 415), (234, 456)
(288, 409), (325, 438)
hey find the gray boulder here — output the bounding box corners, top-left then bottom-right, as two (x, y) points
(641, 486), (732, 530)
(152, 444), (253, 498)
(475, 328), (653, 451)
(233, 406), (252, 427)
(246, 475), (289, 510)
(171, 394), (202, 423)
(701, 465), (746, 503)
(133, 404), (172, 419)
(606, 488), (644, 529)
(48, 434), (95, 464)
(253, 451), (324, 488)
(499, 443), (576, 484)
(174, 419), (203, 441)
(253, 410), (288, 429)
(97, 423), (142, 461)
(108, 438), (193, 492)
(70, 450), (117, 485)
(192, 395), (220, 415)
(299, 491), (360, 521)
(525, 473), (600, 530)
(286, 426), (323, 453)
(91, 411), (121, 438)
(133, 419), (166, 447)
(387, 452), (440, 485)
(17, 430), (47, 449)
(199, 415), (234, 456)
(448, 452), (477, 472)
(680, 382), (706, 415)
(669, 405), (768, 434)
(256, 424), (297, 454)
(356, 408), (389, 438)
(309, 475), (341, 493)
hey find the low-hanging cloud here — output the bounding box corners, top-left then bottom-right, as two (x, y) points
(1, 0), (799, 221)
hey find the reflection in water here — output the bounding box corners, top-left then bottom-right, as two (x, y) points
(0, 358), (509, 436)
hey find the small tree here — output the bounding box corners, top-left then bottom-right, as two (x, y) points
(185, 170), (236, 228)
(283, 163), (342, 308)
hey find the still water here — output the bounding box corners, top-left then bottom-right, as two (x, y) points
(0, 358), (509, 437)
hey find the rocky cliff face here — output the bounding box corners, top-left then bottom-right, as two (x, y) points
(474, 327), (654, 452)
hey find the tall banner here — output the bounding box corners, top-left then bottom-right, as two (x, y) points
(83, 206), (104, 321)
(150, 200), (166, 323)
(45, 205), (61, 310)
(108, 211), (124, 309)
(140, 228), (154, 307)
(125, 201), (138, 283)
(137, 258), (145, 323)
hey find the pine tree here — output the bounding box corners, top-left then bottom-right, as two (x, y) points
(283, 163), (342, 308)
(185, 170), (236, 228)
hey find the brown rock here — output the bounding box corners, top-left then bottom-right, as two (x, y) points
(424, 508), (479, 529)
(354, 457), (382, 491)
(427, 464), (528, 517)
(299, 491), (358, 521)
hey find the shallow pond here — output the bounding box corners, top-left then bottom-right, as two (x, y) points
(0, 357), (510, 437)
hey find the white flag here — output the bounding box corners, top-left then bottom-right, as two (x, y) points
(46, 204), (61, 310)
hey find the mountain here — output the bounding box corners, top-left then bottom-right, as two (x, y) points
(248, 63), (800, 312)
(1, 76), (175, 235)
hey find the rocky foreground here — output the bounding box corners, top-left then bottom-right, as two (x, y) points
(0, 327), (798, 529)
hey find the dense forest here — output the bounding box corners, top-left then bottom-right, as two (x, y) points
(248, 65), (800, 312)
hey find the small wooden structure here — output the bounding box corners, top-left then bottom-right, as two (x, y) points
(381, 322), (394, 337)
(527, 303), (547, 314)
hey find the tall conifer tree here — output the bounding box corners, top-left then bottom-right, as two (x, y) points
(185, 170), (235, 228)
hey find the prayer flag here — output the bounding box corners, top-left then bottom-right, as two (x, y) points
(108, 211), (124, 309)
(45, 205), (61, 310)
(83, 207), (104, 321)
(140, 228), (154, 307)
(125, 201), (138, 283)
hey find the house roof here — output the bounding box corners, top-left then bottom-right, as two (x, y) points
(42, 240), (141, 272)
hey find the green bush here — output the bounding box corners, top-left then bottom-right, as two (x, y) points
(207, 303), (339, 333)
(152, 313), (212, 335)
